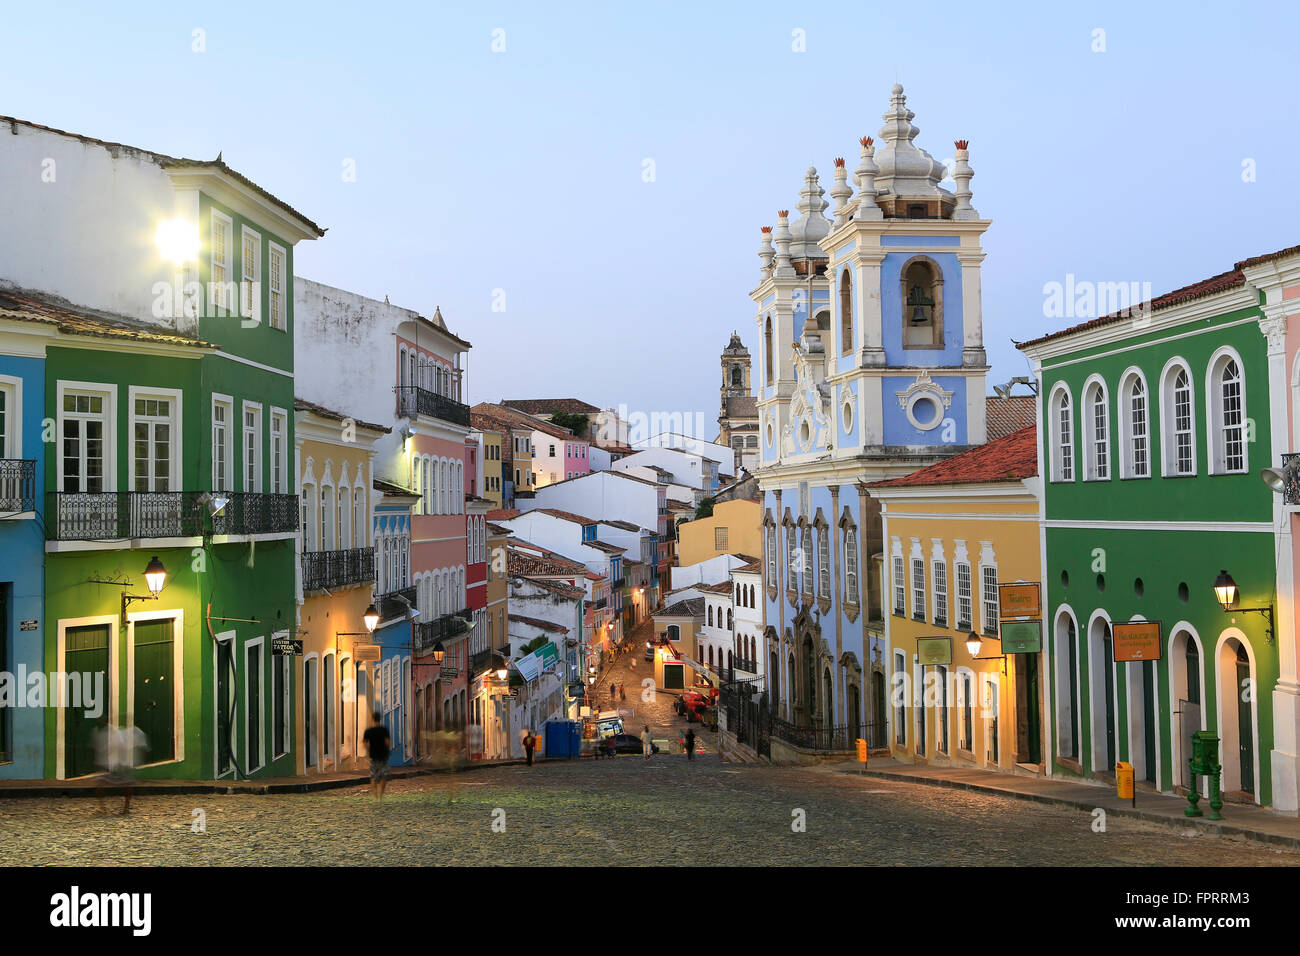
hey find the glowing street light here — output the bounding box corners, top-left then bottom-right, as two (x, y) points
(143, 556), (167, 596)
(363, 603), (380, 632)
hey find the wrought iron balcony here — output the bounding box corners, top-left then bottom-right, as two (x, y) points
(376, 585), (418, 623)
(302, 547), (375, 592)
(611, 577), (625, 590)
(733, 657), (758, 674)
(1283, 454), (1300, 506)
(48, 490), (299, 541)
(212, 492), (300, 535)
(0, 459), (36, 513)
(415, 607), (472, 656)
(395, 386), (471, 428)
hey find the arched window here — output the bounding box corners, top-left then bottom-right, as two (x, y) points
(900, 257), (944, 349)
(1161, 362), (1196, 476)
(839, 269), (853, 355)
(1209, 352), (1246, 474)
(1083, 378), (1109, 481)
(801, 526), (813, 596)
(1119, 371), (1150, 479)
(354, 489), (365, 548)
(817, 525), (830, 599)
(707, 605), (714, 627)
(844, 528), (859, 604)
(1049, 385), (1074, 482)
(398, 348), (408, 389)
(726, 608), (733, 630)
(765, 523), (777, 588)
(321, 485), (335, 550)
(731, 365), (743, 387)
(429, 459), (439, 515)
(339, 483), (351, 548)
(764, 316), (773, 386)
(423, 458), (431, 514)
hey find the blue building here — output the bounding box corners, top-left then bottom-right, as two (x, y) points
(371, 490), (415, 766)
(754, 86), (991, 743)
(0, 321), (46, 777)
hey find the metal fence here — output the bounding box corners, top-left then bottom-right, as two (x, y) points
(722, 681), (882, 756)
(48, 491), (299, 540)
(0, 459), (35, 513)
(395, 386), (471, 427)
(1284, 453), (1300, 506)
(415, 607), (472, 656)
(302, 547), (375, 592)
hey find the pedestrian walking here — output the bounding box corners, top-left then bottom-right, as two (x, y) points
(685, 727), (696, 760)
(619, 682), (627, 702)
(641, 724), (652, 762)
(93, 723), (147, 815)
(523, 730), (536, 766)
(363, 711), (391, 801)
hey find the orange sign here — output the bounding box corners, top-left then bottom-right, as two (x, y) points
(856, 739), (868, 763)
(998, 583), (1041, 620)
(1112, 621), (1162, 662)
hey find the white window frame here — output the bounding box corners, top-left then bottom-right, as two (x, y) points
(268, 241), (288, 331)
(1118, 368), (1150, 479)
(241, 225), (262, 322)
(56, 381), (117, 494)
(127, 386), (182, 493)
(1206, 347), (1248, 476)
(270, 407), (288, 494)
(0, 375), (21, 461)
(817, 525), (830, 600)
(1160, 358), (1197, 477)
(1049, 383), (1075, 483)
(1082, 375), (1110, 481)
(210, 209), (234, 315)
(212, 394), (233, 492)
(242, 401), (263, 493)
(244, 636), (266, 773)
(910, 540), (925, 622)
(931, 541), (948, 627)
(272, 633), (291, 759)
(978, 542), (999, 637)
(891, 538), (905, 616)
(954, 540), (973, 631)
(125, 607), (186, 768)
(844, 526), (859, 606)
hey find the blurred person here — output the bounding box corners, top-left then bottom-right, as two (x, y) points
(363, 711), (391, 800)
(94, 723), (146, 815)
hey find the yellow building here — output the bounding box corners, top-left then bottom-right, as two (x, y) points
(478, 428), (504, 509)
(651, 597), (703, 691)
(869, 425), (1046, 773)
(294, 399), (389, 776)
(675, 497), (762, 568)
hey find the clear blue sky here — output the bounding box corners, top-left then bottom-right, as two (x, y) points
(5, 1), (1298, 432)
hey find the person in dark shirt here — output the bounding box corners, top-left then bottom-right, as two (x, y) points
(363, 711), (391, 800)
(684, 727), (696, 760)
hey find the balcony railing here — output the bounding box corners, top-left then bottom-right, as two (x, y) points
(48, 491), (299, 541)
(1283, 454), (1300, 506)
(770, 719), (855, 752)
(0, 460), (36, 513)
(733, 657), (758, 674)
(611, 578), (625, 590)
(395, 386), (471, 428)
(212, 493), (300, 535)
(302, 547), (375, 592)
(415, 607), (472, 656)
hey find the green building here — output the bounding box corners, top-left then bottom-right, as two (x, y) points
(14, 122), (325, 780)
(1020, 263), (1280, 807)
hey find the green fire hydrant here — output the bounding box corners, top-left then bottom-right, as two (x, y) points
(1185, 730), (1223, 821)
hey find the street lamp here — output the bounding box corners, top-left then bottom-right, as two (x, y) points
(432, 641), (446, 665)
(964, 630), (982, 658)
(363, 603), (380, 632)
(143, 556), (167, 596)
(1212, 568), (1274, 643)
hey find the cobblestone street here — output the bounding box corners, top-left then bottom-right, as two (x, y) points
(2, 756), (1296, 866)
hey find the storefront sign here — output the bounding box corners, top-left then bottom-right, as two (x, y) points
(998, 583), (1041, 621)
(19, 619), (38, 632)
(515, 641), (560, 682)
(272, 637), (303, 656)
(916, 637), (952, 666)
(1113, 620), (1162, 662)
(354, 644), (381, 662)
(999, 620), (1042, 654)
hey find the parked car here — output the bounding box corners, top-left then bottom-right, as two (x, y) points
(644, 642), (655, 661)
(608, 733), (657, 755)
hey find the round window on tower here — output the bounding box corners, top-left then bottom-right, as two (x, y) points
(842, 400), (854, 433)
(905, 392), (945, 431)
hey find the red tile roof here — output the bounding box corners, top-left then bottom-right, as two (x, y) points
(472, 402), (587, 442)
(506, 547), (586, 577)
(1016, 266), (1250, 349)
(487, 509), (520, 521)
(294, 397), (390, 434)
(534, 508), (596, 525)
(1235, 244), (1300, 270)
(985, 395), (1036, 441)
(519, 578), (585, 601)
(869, 425), (1038, 488)
(502, 398), (600, 415)
(508, 614), (569, 635)
(0, 286), (219, 349)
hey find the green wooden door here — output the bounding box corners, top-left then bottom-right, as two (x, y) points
(133, 618), (174, 765)
(65, 623), (110, 778)
(1236, 647), (1254, 794)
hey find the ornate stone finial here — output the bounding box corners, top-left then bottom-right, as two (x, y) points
(789, 167), (832, 259)
(773, 211), (795, 278)
(853, 136), (882, 221)
(873, 85), (949, 204)
(952, 139), (978, 220)
(758, 226), (775, 279)
(830, 158), (853, 227)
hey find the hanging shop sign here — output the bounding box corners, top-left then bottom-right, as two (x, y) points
(998, 583), (1041, 621)
(999, 620), (1042, 654)
(272, 637), (303, 656)
(916, 637), (952, 666)
(1113, 620), (1162, 663)
(353, 644), (382, 662)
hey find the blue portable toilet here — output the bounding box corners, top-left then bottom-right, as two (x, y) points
(544, 719), (581, 759)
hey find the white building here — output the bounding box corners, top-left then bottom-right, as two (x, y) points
(613, 447), (719, 494)
(730, 560), (764, 681)
(631, 432), (736, 479)
(521, 470), (668, 567)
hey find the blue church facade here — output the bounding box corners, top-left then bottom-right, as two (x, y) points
(754, 86), (991, 743)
